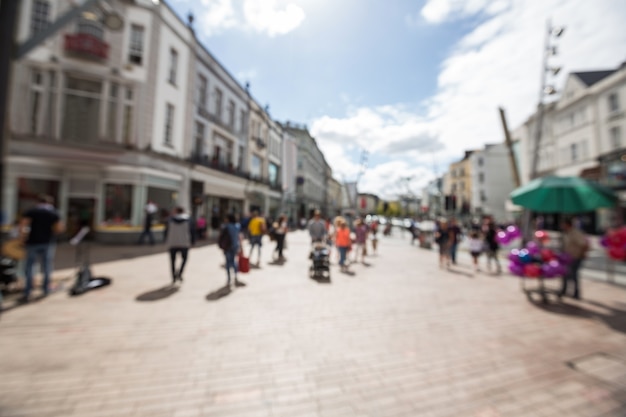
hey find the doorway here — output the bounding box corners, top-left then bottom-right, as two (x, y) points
(67, 198), (96, 240)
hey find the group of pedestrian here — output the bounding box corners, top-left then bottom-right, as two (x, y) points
(307, 211), (379, 273)
(435, 217), (504, 273)
(434, 215), (589, 300)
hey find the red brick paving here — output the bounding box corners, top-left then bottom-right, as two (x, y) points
(1, 231), (625, 417)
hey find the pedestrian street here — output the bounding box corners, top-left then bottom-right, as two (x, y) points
(1, 230), (625, 417)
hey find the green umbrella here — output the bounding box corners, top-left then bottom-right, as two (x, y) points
(510, 175), (617, 214)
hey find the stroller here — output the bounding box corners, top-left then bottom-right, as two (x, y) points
(309, 241), (331, 280)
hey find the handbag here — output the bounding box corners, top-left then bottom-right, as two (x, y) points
(238, 252), (250, 273)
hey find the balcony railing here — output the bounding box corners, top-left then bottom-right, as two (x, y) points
(188, 153), (282, 191)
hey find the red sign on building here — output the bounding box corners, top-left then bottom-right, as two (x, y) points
(64, 33), (109, 59)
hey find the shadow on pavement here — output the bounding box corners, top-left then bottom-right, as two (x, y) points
(136, 285), (179, 302)
(268, 258), (286, 266)
(206, 284), (232, 301)
(55, 239), (216, 270)
(527, 296), (626, 335)
(446, 267), (474, 278)
(310, 275), (331, 284)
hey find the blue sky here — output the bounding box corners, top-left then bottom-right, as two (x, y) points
(168, 0), (626, 199)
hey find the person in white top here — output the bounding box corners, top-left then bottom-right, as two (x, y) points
(468, 230), (484, 272)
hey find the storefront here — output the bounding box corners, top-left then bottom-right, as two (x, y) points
(7, 157), (186, 243)
(598, 149), (626, 229)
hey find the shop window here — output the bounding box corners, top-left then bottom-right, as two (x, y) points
(17, 178), (60, 219)
(147, 187), (176, 222)
(104, 184), (132, 224)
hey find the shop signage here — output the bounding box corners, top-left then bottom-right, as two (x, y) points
(65, 33), (109, 59)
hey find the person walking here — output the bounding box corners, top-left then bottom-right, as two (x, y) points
(483, 219), (501, 274)
(352, 218), (368, 263)
(137, 200), (158, 245)
(335, 218), (352, 272)
(435, 219), (451, 269)
(308, 210), (326, 243)
(273, 214), (288, 261)
(448, 217), (462, 265)
(370, 219), (379, 255)
(19, 194), (64, 302)
(247, 211), (266, 266)
(468, 230), (483, 272)
(559, 217), (589, 299)
(164, 207), (195, 284)
(221, 214), (242, 287)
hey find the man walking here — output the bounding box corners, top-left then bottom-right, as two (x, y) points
(308, 210), (326, 243)
(559, 218), (589, 300)
(138, 200), (158, 245)
(164, 206), (195, 284)
(247, 211), (266, 266)
(19, 194), (64, 302)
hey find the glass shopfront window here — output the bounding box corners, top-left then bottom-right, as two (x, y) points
(147, 187), (177, 223)
(17, 178), (60, 219)
(104, 184), (132, 224)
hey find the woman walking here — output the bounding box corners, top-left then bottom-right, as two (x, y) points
(334, 218), (352, 272)
(468, 230), (483, 272)
(353, 218), (368, 263)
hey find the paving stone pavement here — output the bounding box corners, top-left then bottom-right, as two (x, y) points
(1, 231), (626, 417)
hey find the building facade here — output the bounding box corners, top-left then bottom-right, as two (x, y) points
(281, 123), (326, 220)
(7, 0), (194, 242)
(469, 143), (516, 222)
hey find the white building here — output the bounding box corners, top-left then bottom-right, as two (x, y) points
(469, 143), (516, 222)
(187, 36), (250, 226)
(516, 62), (626, 231)
(7, 0), (194, 242)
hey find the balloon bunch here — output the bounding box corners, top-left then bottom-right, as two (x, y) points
(508, 239), (571, 279)
(495, 225), (522, 245)
(600, 227), (626, 260)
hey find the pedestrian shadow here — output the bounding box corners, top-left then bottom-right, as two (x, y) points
(135, 285), (179, 302)
(268, 258), (286, 266)
(340, 269), (356, 277)
(527, 296), (626, 335)
(446, 267), (473, 278)
(206, 284), (232, 301)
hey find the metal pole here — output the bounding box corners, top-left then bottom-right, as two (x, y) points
(499, 107), (521, 188)
(0, 0), (20, 228)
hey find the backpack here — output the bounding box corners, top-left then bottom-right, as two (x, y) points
(218, 226), (232, 251)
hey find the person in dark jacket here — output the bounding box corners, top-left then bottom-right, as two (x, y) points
(19, 194), (64, 302)
(165, 207), (195, 283)
(222, 214), (242, 287)
(483, 219), (501, 274)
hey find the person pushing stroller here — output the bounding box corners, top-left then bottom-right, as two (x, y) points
(307, 211), (330, 278)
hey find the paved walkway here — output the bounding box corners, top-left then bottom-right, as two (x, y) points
(1, 231), (625, 417)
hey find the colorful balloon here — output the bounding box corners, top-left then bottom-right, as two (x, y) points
(518, 249), (532, 264)
(524, 263), (542, 278)
(508, 263), (524, 276)
(496, 231), (510, 245)
(526, 241), (540, 256)
(540, 248), (555, 262)
(506, 225), (521, 239)
(600, 235), (609, 248)
(608, 245), (626, 260)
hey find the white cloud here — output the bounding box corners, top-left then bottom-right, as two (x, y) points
(312, 0), (626, 199)
(198, 0), (305, 37)
(243, 0), (305, 37)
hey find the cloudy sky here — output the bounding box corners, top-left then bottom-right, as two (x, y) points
(169, 0), (626, 199)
